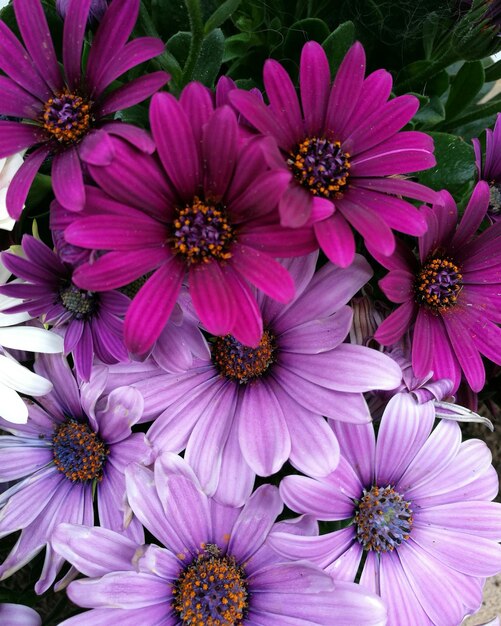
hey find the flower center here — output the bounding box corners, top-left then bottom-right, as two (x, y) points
(52, 419), (109, 482)
(415, 257), (463, 311)
(355, 485), (413, 552)
(172, 547), (248, 625)
(42, 89), (92, 144)
(59, 284), (97, 319)
(288, 136), (350, 199)
(171, 197), (234, 266)
(488, 182), (501, 218)
(212, 331), (275, 383)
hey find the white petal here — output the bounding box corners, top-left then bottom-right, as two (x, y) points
(0, 381), (29, 423)
(0, 326), (64, 353)
(0, 355), (53, 395)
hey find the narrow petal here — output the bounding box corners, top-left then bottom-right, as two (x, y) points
(374, 300), (417, 345)
(263, 59), (303, 146)
(124, 259), (184, 355)
(451, 180), (490, 249)
(52, 148), (85, 212)
(62, 0), (92, 89)
(0, 76), (43, 119)
(78, 129), (115, 166)
(0, 122), (44, 159)
(278, 183), (312, 228)
(97, 72), (169, 118)
(314, 212), (356, 267)
(300, 41), (331, 136)
(203, 106), (238, 199)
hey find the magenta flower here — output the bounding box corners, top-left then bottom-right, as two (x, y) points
(0, 235), (129, 381)
(274, 391), (501, 626)
(374, 181), (501, 392)
(0, 354), (151, 593)
(117, 252), (403, 506)
(229, 41), (438, 267)
(0, 0), (169, 218)
(64, 86), (318, 354)
(51, 454), (388, 626)
(473, 112), (501, 222)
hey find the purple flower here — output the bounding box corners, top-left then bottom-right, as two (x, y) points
(115, 252), (402, 506)
(229, 41), (438, 267)
(56, 0), (109, 23)
(374, 181), (501, 392)
(0, 353), (151, 593)
(63, 86), (318, 355)
(51, 454), (388, 626)
(0, 0), (169, 218)
(473, 113), (501, 222)
(0, 235), (129, 380)
(273, 391), (501, 626)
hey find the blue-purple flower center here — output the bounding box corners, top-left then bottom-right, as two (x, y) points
(59, 284), (97, 319)
(212, 331), (275, 383)
(42, 89), (92, 144)
(171, 197), (234, 266)
(172, 546), (248, 625)
(288, 136), (350, 199)
(52, 419), (109, 482)
(415, 257), (463, 311)
(355, 485), (413, 552)
(489, 182), (501, 218)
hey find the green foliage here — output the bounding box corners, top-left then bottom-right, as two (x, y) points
(322, 21), (355, 75)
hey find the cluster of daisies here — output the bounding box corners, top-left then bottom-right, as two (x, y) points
(0, 0), (500, 624)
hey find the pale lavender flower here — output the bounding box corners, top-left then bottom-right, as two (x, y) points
(0, 603), (41, 625)
(51, 453), (387, 626)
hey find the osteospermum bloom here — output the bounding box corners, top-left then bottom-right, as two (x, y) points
(118, 252), (402, 506)
(229, 41), (438, 266)
(473, 113), (501, 221)
(374, 181), (501, 392)
(274, 391), (501, 626)
(0, 353), (151, 593)
(0, 0), (168, 217)
(51, 454), (387, 626)
(0, 235), (129, 380)
(64, 87), (318, 354)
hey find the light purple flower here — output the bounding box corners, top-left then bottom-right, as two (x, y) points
(473, 113), (501, 222)
(51, 454), (388, 626)
(0, 603), (41, 625)
(0, 353), (151, 593)
(111, 252), (402, 506)
(0, 235), (129, 380)
(230, 41), (438, 266)
(273, 391), (501, 626)
(0, 0), (169, 218)
(374, 181), (501, 392)
(64, 87), (318, 355)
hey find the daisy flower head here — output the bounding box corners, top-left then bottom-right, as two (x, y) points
(473, 113), (501, 222)
(64, 85), (318, 355)
(129, 252), (403, 507)
(229, 40), (439, 267)
(274, 390), (501, 626)
(0, 0), (169, 218)
(374, 181), (501, 392)
(51, 453), (388, 626)
(0, 150), (24, 231)
(0, 235), (129, 381)
(0, 353), (151, 593)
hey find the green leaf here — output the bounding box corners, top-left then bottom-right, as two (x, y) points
(422, 12), (441, 59)
(443, 94), (501, 132)
(223, 31), (260, 63)
(167, 31), (192, 68)
(417, 132), (476, 194)
(322, 21), (355, 75)
(192, 28), (225, 87)
(283, 18), (330, 61)
(204, 0), (242, 34)
(445, 61), (485, 121)
(425, 69), (449, 97)
(414, 95), (446, 127)
(485, 59), (501, 82)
